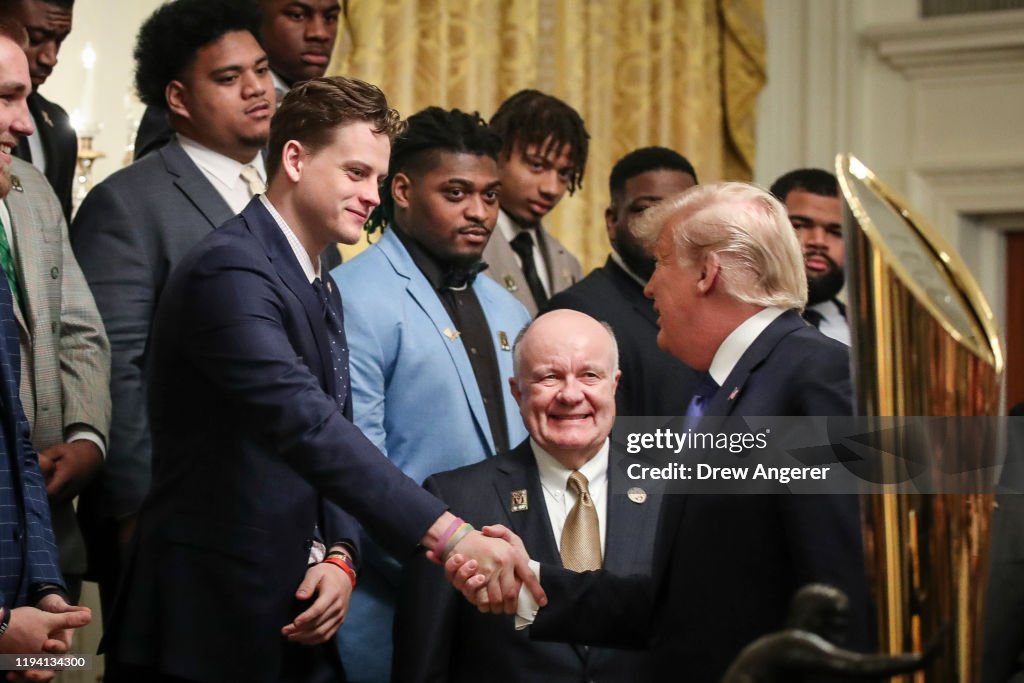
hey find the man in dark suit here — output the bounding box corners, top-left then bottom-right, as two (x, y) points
(448, 182), (870, 683)
(70, 0), (295, 619)
(0, 24), (91, 669)
(770, 168), (849, 345)
(545, 146), (701, 416)
(102, 75), (541, 683)
(394, 309), (659, 682)
(0, 0), (77, 222)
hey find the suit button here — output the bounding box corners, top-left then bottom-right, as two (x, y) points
(12, 528), (21, 541)
(50, 267), (59, 279)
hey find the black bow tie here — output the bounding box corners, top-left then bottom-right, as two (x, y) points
(442, 261), (488, 291)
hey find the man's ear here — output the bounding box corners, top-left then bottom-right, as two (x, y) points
(697, 252), (721, 295)
(391, 172), (413, 208)
(509, 376), (523, 405)
(165, 80), (190, 120)
(280, 140), (305, 183)
(604, 205), (617, 244)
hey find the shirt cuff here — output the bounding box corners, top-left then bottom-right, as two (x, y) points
(66, 428), (106, 459)
(514, 559), (541, 630)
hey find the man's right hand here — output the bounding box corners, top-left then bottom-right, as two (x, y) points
(0, 606), (91, 655)
(444, 524), (540, 614)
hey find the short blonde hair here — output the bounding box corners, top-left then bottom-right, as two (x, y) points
(633, 181), (807, 309)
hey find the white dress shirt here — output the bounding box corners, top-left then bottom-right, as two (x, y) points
(178, 134), (265, 214)
(516, 438), (611, 628)
(259, 195), (320, 283)
(707, 306), (787, 386)
(807, 299), (851, 346)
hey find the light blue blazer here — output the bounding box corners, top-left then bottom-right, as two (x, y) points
(331, 229), (531, 682)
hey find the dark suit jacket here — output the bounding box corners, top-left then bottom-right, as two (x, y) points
(12, 92), (77, 223)
(531, 310), (870, 683)
(544, 256), (701, 416)
(0, 256), (65, 607)
(394, 440), (658, 683)
(103, 198), (445, 683)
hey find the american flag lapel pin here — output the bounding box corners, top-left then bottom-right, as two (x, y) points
(728, 387), (740, 401)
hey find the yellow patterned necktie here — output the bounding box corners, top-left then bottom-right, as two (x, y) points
(560, 471), (602, 571)
(240, 164), (266, 197)
(0, 215), (22, 311)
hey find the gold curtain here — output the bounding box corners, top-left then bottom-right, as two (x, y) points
(330, 0), (765, 271)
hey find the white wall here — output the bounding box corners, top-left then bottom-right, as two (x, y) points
(754, 0), (1024, 331)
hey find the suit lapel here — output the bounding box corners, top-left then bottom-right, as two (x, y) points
(28, 96), (59, 189)
(5, 175), (38, 336)
(241, 199), (338, 400)
(378, 230), (496, 453)
(160, 140), (234, 230)
(705, 310), (806, 417)
(603, 446), (661, 575)
(493, 442), (560, 565)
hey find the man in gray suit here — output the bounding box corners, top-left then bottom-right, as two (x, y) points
(483, 90), (588, 316)
(70, 0), (276, 617)
(393, 309), (659, 682)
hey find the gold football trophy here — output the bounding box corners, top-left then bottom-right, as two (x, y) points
(837, 154), (1004, 682)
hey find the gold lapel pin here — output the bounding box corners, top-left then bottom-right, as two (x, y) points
(627, 487), (647, 504)
(443, 327), (461, 342)
(42, 111), (54, 128)
(503, 275), (518, 292)
(10, 176), (22, 192)
(510, 489), (528, 512)
(498, 331), (510, 352)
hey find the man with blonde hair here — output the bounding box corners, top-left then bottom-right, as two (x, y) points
(448, 182), (869, 683)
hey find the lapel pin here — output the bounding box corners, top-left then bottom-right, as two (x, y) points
(42, 111), (54, 128)
(627, 487), (647, 504)
(503, 275), (518, 292)
(10, 176), (22, 192)
(510, 489), (528, 512)
(326, 280), (333, 293)
(728, 387), (740, 401)
(443, 327), (461, 342)
(498, 331), (510, 351)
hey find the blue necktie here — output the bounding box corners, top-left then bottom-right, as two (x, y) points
(312, 277), (349, 409)
(684, 374), (719, 430)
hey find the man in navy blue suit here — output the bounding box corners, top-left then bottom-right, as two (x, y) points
(103, 76), (542, 683)
(448, 182), (870, 683)
(0, 23), (91, 668)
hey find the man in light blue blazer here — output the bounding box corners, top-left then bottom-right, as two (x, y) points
(331, 107), (531, 682)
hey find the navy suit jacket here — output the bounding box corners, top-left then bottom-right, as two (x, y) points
(394, 439), (659, 682)
(104, 198), (445, 683)
(0, 263), (64, 607)
(531, 310), (870, 683)
(544, 256), (701, 416)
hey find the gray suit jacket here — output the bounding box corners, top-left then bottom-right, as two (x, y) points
(71, 139), (235, 524)
(6, 158), (110, 577)
(482, 211), (582, 316)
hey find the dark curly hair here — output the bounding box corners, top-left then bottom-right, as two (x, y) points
(769, 168), (838, 204)
(366, 106), (501, 234)
(134, 0), (261, 108)
(489, 89), (589, 194)
(609, 146), (698, 201)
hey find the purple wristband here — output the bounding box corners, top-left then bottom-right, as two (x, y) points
(434, 517), (465, 558)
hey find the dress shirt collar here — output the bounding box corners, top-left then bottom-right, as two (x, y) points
(808, 299), (851, 346)
(531, 437), (609, 499)
(708, 306), (787, 386)
(259, 194), (319, 283)
(177, 134), (264, 190)
(271, 70), (290, 103)
(608, 249), (647, 288)
(392, 226), (486, 291)
(497, 208), (541, 243)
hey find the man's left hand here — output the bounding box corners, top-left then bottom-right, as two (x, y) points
(38, 441), (102, 503)
(280, 562), (353, 645)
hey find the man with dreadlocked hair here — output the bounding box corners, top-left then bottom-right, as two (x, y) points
(483, 89), (589, 316)
(330, 106), (531, 683)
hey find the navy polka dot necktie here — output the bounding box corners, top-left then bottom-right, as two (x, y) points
(312, 277), (349, 408)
